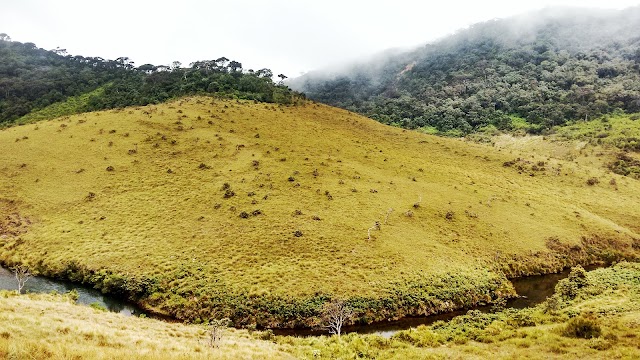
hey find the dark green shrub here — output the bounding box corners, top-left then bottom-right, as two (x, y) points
(556, 266), (588, 300)
(562, 314), (601, 339)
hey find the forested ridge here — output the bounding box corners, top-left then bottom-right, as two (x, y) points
(0, 34), (301, 125)
(291, 7), (640, 135)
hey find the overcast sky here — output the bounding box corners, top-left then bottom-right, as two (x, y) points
(2, 0), (639, 77)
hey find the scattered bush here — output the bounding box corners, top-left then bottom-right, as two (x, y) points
(562, 314), (602, 339)
(445, 211), (455, 220)
(586, 177), (599, 186)
(90, 302), (107, 312)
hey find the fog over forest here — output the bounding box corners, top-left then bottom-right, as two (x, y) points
(290, 7), (640, 135)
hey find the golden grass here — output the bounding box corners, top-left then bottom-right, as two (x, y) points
(0, 290), (291, 359)
(0, 97), (639, 324)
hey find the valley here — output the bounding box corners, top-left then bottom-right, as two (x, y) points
(2, 4), (640, 359)
(1, 97), (638, 330)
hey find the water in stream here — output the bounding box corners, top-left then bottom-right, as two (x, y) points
(0, 266), (141, 316)
(0, 264), (601, 337)
(274, 264), (604, 337)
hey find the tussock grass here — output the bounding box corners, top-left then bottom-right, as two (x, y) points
(0, 97), (639, 327)
(0, 290), (289, 359)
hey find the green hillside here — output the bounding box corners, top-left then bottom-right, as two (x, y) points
(291, 7), (640, 135)
(1, 97), (638, 328)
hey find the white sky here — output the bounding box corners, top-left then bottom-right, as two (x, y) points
(1, 0), (639, 77)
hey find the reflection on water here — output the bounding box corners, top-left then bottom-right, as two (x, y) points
(0, 266), (141, 316)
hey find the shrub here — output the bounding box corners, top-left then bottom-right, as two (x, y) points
(90, 302), (107, 312)
(586, 177), (599, 186)
(562, 314), (601, 339)
(556, 266), (588, 300)
(445, 211), (455, 220)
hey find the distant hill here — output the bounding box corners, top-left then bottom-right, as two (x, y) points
(290, 7), (640, 135)
(0, 37), (301, 126)
(1, 97), (638, 328)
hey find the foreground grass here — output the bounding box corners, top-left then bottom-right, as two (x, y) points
(0, 290), (290, 360)
(0, 97), (639, 327)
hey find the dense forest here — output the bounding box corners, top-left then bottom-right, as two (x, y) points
(0, 34), (301, 125)
(291, 7), (640, 135)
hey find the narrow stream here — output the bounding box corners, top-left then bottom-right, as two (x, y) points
(0, 266), (141, 316)
(273, 264), (604, 337)
(0, 264), (602, 337)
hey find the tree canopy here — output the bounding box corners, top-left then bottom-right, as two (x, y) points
(0, 37), (302, 125)
(292, 7), (640, 134)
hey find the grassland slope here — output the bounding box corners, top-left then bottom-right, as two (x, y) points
(0, 97), (639, 327)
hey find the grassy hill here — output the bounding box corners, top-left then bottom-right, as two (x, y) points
(0, 97), (639, 328)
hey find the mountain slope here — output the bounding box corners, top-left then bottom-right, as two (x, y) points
(291, 7), (640, 134)
(0, 97), (639, 328)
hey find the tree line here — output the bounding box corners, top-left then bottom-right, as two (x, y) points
(0, 35), (302, 125)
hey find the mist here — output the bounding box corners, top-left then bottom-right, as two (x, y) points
(289, 6), (640, 88)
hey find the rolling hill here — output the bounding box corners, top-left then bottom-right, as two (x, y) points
(1, 96), (638, 328)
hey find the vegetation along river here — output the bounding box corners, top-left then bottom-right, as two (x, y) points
(0, 264), (603, 337)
